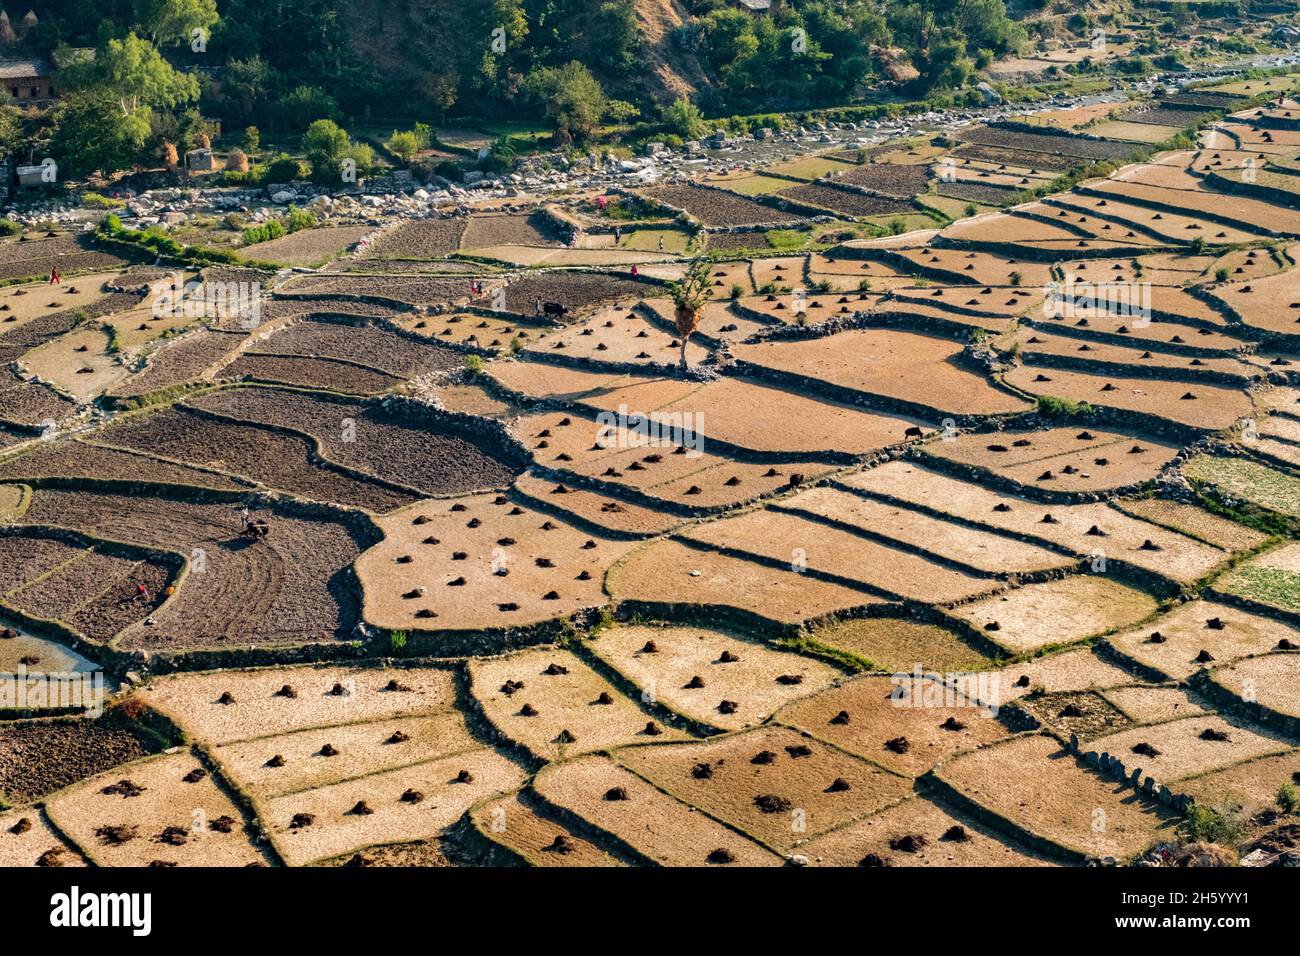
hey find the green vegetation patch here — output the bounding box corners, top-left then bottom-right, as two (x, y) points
(1218, 565), (1300, 613)
(1185, 456), (1300, 519)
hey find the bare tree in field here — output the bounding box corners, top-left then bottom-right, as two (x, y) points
(669, 257), (713, 371)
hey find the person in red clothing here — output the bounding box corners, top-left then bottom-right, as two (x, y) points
(49, 265), (59, 285)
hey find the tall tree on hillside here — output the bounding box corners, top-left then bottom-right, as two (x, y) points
(220, 56), (279, 125)
(471, 0), (528, 97)
(134, 0), (220, 47)
(51, 92), (153, 176)
(59, 32), (200, 120)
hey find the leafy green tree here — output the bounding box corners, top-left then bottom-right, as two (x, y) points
(243, 125), (260, 154)
(387, 129), (422, 164)
(134, 0), (220, 47)
(662, 97), (706, 140)
(303, 118), (350, 180)
(421, 73), (458, 126)
(265, 154), (307, 183)
(919, 37), (974, 92)
(525, 61), (608, 142)
(221, 57), (277, 125)
(52, 92), (152, 177)
(282, 85), (339, 131)
(472, 0), (528, 97)
(344, 141), (376, 178)
(60, 32), (200, 119)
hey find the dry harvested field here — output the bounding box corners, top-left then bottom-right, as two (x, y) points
(842, 461), (1226, 584)
(357, 494), (637, 631)
(137, 665), (459, 744)
(526, 306), (709, 367)
(15, 488), (366, 652)
(468, 646), (687, 760)
(510, 407), (828, 509)
(681, 507), (991, 604)
(808, 616), (995, 672)
(1106, 601), (1297, 682)
(639, 184), (799, 227)
(798, 795), (1054, 866)
(242, 225), (373, 265)
(940, 211), (1151, 251)
(1017, 328), (1253, 380)
(1004, 366), (1253, 432)
(935, 734), (1181, 860)
(262, 743), (526, 867)
(778, 672), (1011, 778)
(44, 749), (267, 867)
(96, 406), (421, 512)
(920, 426), (1181, 494)
(619, 724), (909, 852)
(532, 754), (783, 866)
(187, 386), (518, 495)
(21, 327), (130, 401)
(948, 576), (1158, 655)
(1088, 715), (1291, 786)
(731, 328), (1032, 417)
(490, 361), (924, 455)
(214, 709), (480, 799)
(608, 537), (880, 625)
(585, 624), (841, 730)
(777, 485), (1071, 576)
(16, 87), (1300, 873)
(467, 791), (625, 866)
(360, 218), (466, 259)
(1113, 498), (1270, 553)
(1203, 253), (1300, 335)
(0, 807), (85, 867)
(511, 471), (682, 536)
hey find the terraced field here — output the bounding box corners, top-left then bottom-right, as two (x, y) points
(6, 84), (1300, 872)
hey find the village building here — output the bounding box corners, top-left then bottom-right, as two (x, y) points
(0, 55), (53, 103)
(0, 10), (81, 106)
